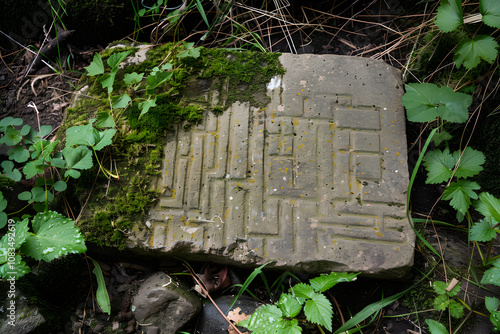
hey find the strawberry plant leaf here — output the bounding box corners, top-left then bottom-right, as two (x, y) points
(0, 254), (31, 279)
(278, 293), (302, 318)
(470, 219), (497, 242)
(482, 264), (500, 287)
(454, 35), (499, 70)
(84, 53), (104, 76)
(426, 319), (448, 334)
(19, 211), (87, 262)
(442, 180), (480, 214)
(476, 192), (500, 222)
(423, 147), (455, 184)
(304, 292), (333, 332)
(434, 0), (463, 33)
(279, 319), (301, 334)
(453, 147), (485, 178)
(309, 272), (359, 293)
(480, 0), (500, 28)
(238, 304), (285, 332)
(486, 297), (500, 313)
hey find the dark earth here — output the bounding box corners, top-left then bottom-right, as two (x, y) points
(1, 0), (500, 333)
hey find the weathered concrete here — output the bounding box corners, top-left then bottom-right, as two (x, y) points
(138, 54), (414, 277)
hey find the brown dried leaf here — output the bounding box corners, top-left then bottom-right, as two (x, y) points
(227, 307), (249, 323)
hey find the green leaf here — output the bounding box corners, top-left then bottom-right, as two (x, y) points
(93, 128), (116, 151)
(448, 300), (464, 318)
(0, 192), (6, 212)
(23, 158), (46, 179)
(64, 169), (81, 179)
(107, 50), (132, 69)
(476, 192), (500, 222)
(482, 264), (500, 287)
(112, 93), (132, 110)
(66, 122), (96, 147)
(434, 294), (450, 311)
(54, 180), (67, 192)
(146, 71), (172, 94)
(491, 312), (500, 331)
(434, 0), (463, 33)
(123, 72), (144, 85)
(138, 96), (157, 118)
(238, 304), (285, 332)
(99, 73), (115, 94)
(7, 145), (30, 163)
(425, 319), (448, 334)
(485, 296), (500, 313)
(291, 283), (316, 299)
(50, 157), (67, 169)
(0, 255), (31, 280)
(2, 160), (22, 182)
(63, 146), (93, 171)
(0, 212), (6, 230)
(0, 116), (23, 129)
(11, 218), (30, 249)
(177, 42), (201, 59)
(95, 111), (116, 128)
(454, 35), (499, 70)
(423, 147), (455, 184)
(480, 0), (500, 28)
(309, 272), (359, 293)
(31, 186), (53, 203)
(90, 258), (111, 315)
(19, 211), (87, 262)
(447, 281), (461, 297)
(470, 219), (497, 242)
(303, 292), (333, 332)
(278, 293), (303, 318)
(18, 191), (32, 201)
(279, 319), (301, 334)
(435, 85), (472, 123)
(442, 180), (480, 214)
(0, 126), (22, 146)
(85, 53), (104, 76)
(432, 130), (452, 146)
(433, 281), (448, 295)
(453, 147), (485, 179)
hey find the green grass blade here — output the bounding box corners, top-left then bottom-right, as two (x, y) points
(229, 261), (273, 309)
(195, 0), (209, 27)
(89, 258), (111, 315)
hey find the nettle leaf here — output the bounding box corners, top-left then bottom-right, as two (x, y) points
(453, 147), (485, 178)
(480, 0), (500, 28)
(470, 219), (497, 242)
(482, 264), (500, 287)
(423, 147), (455, 184)
(19, 211), (87, 262)
(112, 94), (132, 110)
(278, 293), (302, 318)
(486, 296), (500, 313)
(96, 111), (116, 128)
(304, 292), (333, 332)
(425, 319), (448, 334)
(476, 192), (500, 222)
(0, 254), (31, 280)
(85, 53), (105, 76)
(7, 145), (30, 163)
(435, 0), (463, 33)
(123, 72), (144, 85)
(63, 146), (93, 171)
(238, 304), (285, 332)
(291, 283), (315, 300)
(442, 180), (480, 214)
(309, 272), (359, 293)
(454, 35), (499, 70)
(138, 96), (157, 118)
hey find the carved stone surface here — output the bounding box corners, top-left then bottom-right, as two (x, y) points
(142, 54), (414, 277)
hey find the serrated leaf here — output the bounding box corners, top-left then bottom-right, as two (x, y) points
(309, 272), (359, 293)
(433, 281), (449, 295)
(448, 300), (464, 318)
(279, 319), (301, 334)
(425, 319), (448, 334)
(112, 94), (132, 110)
(138, 96), (157, 118)
(238, 304), (285, 332)
(435, 0), (463, 32)
(0, 255), (31, 279)
(447, 281), (461, 297)
(435, 85), (472, 123)
(19, 211), (86, 262)
(453, 147), (485, 178)
(90, 258), (111, 315)
(480, 0), (500, 28)
(304, 292), (333, 332)
(454, 35), (499, 70)
(485, 296), (500, 313)
(476, 192), (500, 222)
(62, 146), (93, 171)
(491, 312), (500, 331)
(123, 72), (144, 85)
(434, 294), (450, 311)
(7, 145), (30, 163)
(93, 128), (116, 151)
(10, 218), (30, 249)
(278, 293), (303, 318)
(470, 219), (497, 242)
(442, 180), (480, 214)
(423, 147), (455, 184)
(95, 111), (116, 128)
(432, 130), (452, 146)
(107, 50), (132, 69)
(85, 53), (104, 76)
(291, 283), (316, 299)
(482, 265), (500, 287)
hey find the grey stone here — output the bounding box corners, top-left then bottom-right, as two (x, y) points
(0, 290), (45, 334)
(197, 295), (264, 334)
(131, 272), (201, 334)
(138, 53), (414, 277)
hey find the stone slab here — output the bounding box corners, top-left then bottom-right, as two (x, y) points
(143, 54), (414, 277)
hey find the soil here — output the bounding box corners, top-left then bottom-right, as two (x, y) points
(1, 0), (499, 333)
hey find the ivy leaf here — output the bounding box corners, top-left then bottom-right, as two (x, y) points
(138, 96), (157, 118)
(485, 296), (500, 313)
(442, 180), (480, 214)
(480, 0), (500, 28)
(237, 304), (285, 332)
(291, 283), (316, 300)
(107, 50), (132, 70)
(453, 147), (485, 178)
(425, 319), (448, 334)
(19, 211), (87, 262)
(434, 0), (463, 33)
(123, 72), (144, 85)
(93, 128), (116, 151)
(95, 111), (116, 128)
(63, 146), (93, 171)
(303, 292), (333, 332)
(112, 94), (132, 110)
(278, 293), (303, 318)
(309, 272), (359, 293)
(85, 53), (104, 76)
(454, 35), (499, 70)
(476, 192), (500, 222)
(0, 255), (31, 280)
(470, 219), (497, 242)
(423, 147), (455, 184)
(482, 262), (500, 287)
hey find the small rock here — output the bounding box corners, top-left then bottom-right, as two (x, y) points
(147, 326), (160, 334)
(93, 323), (104, 333)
